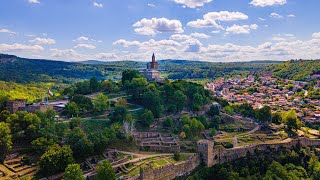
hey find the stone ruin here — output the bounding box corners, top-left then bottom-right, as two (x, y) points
(1, 153), (37, 179)
(197, 137), (320, 167)
(133, 132), (180, 153)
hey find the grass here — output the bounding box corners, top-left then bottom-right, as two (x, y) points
(151, 159), (170, 168)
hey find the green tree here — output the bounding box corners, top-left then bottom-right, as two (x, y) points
(93, 93), (110, 112)
(256, 106), (272, 124)
(31, 137), (55, 154)
(0, 110), (10, 122)
(39, 144), (74, 176)
(285, 110), (302, 131)
(163, 117), (174, 128)
(65, 102), (79, 117)
(110, 106), (128, 123)
(192, 93), (204, 111)
(22, 113), (41, 138)
(272, 112), (283, 124)
(173, 90), (187, 112)
(69, 118), (81, 129)
(95, 160), (116, 180)
(66, 127), (93, 159)
(88, 132), (110, 154)
(0, 122), (12, 162)
(115, 98), (127, 108)
(224, 106), (235, 115)
(142, 90), (163, 118)
(140, 110), (154, 127)
(207, 105), (220, 117)
(63, 163), (84, 180)
(71, 95), (93, 112)
(126, 77), (148, 100)
(90, 77), (100, 93)
(121, 70), (142, 85)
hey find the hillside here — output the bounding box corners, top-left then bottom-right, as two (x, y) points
(0, 54), (279, 83)
(0, 54), (141, 83)
(265, 60), (320, 81)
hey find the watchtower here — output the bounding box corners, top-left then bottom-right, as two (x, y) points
(197, 140), (214, 167)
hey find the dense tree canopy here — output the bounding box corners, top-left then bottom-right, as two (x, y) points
(39, 144), (74, 176)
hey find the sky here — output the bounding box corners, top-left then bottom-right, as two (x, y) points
(0, 0), (320, 62)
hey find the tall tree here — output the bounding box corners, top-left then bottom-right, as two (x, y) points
(95, 160), (116, 180)
(63, 164), (84, 180)
(90, 77), (100, 93)
(285, 110), (302, 131)
(256, 106), (272, 124)
(71, 95), (93, 112)
(65, 102), (79, 117)
(142, 90), (163, 118)
(0, 122), (12, 162)
(39, 144), (74, 176)
(140, 110), (154, 127)
(93, 93), (110, 112)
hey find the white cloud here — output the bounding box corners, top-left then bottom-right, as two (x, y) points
(95, 53), (118, 60)
(249, 0), (287, 7)
(74, 36), (89, 41)
(28, 0), (40, 4)
(133, 18), (184, 36)
(271, 37), (286, 41)
(173, 0), (213, 8)
(170, 34), (191, 41)
(312, 32), (320, 39)
(187, 11), (248, 29)
(147, 3), (156, 7)
(74, 43), (96, 49)
(225, 24), (258, 34)
(258, 17), (266, 21)
(93, 2), (103, 8)
(0, 28), (16, 34)
(50, 48), (88, 61)
(287, 14), (296, 18)
(182, 38), (203, 52)
(0, 43), (44, 52)
(211, 30), (220, 34)
(190, 32), (210, 38)
(170, 33), (210, 41)
(113, 39), (181, 49)
(270, 13), (283, 19)
(29, 38), (56, 45)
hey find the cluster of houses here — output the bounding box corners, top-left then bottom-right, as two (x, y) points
(206, 72), (320, 123)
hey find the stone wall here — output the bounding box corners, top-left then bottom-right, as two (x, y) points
(198, 137), (320, 167)
(6, 99), (26, 114)
(137, 154), (200, 180)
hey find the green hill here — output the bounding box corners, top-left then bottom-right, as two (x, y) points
(265, 60), (320, 81)
(0, 54), (279, 83)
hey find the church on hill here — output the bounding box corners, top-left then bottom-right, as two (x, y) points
(140, 53), (160, 81)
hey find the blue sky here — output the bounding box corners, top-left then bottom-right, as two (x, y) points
(0, 0), (320, 62)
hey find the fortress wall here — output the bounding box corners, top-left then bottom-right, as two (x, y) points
(201, 138), (320, 167)
(139, 154), (200, 180)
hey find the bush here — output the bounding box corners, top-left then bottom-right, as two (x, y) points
(174, 153), (181, 161)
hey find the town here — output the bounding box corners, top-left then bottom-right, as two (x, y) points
(2, 0), (320, 179)
(206, 72), (320, 124)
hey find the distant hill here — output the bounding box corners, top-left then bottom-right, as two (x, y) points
(0, 54), (135, 83)
(0, 54), (282, 83)
(265, 59), (320, 81)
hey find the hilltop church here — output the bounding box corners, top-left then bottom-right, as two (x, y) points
(140, 53), (160, 81)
